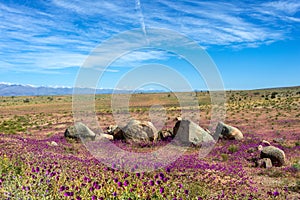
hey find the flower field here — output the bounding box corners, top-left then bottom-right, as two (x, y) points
(0, 88), (299, 199)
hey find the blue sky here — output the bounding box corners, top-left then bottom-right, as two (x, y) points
(0, 0), (300, 90)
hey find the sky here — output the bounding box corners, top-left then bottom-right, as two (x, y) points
(0, 0), (300, 90)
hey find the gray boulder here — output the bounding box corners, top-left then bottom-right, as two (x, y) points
(215, 122), (243, 140)
(256, 158), (273, 168)
(173, 119), (214, 146)
(64, 122), (96, 140)
(122, 120), (158, 143)
(260, 146), (286, 167)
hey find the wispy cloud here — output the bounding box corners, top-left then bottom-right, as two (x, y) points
(263, 0), (300, 14)
(142, 0), (300, 48)
(111, 50), (171, 67)
(1, 0), (300, 78)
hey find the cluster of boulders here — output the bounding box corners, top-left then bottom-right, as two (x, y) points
(256, 143), (286, 168)
(64, 118), (244, 146)
(105, 119), (245, 146)
(64, 118), (286, 168)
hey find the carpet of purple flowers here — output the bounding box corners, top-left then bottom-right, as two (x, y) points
(0, 132), (299, 199)
(0, 89), (300, 199)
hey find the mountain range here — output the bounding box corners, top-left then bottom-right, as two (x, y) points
(0, 83), (166, 96)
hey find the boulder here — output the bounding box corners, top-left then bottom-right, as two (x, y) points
(173, 119), (214, 146)
(215, 122), (243, 140)
(256, 158), (272, 168)
(107, 125), (125, 140)
(122, 120), (158, 143)
(64, 122), (96, 140)
(260, 146), (286, 167)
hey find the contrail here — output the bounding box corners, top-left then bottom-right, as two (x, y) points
(135, 0), (148, 41)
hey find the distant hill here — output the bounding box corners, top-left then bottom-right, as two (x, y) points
(0, 83), (166, 96)
(1, 83), (299, 97)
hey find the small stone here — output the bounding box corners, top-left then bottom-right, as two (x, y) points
(256, 158), (272, 168)
(257, 145), (263, 151)
(50, 141), (58, 146)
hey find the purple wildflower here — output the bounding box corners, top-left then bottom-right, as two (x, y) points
(160, 187), (164, 194)
(124, 180), (129, 187)
(273, 190), (279, 197)
(159, 172), (165, 180)
(123, 173), (129, 179)
(64, 192), (73, 197)
(149, 180), (154, 186)
(166, 168), (171, 173)
(117, 181), (122, 187)
(59, 186), (65, 192)
(184, 190), (189, 195)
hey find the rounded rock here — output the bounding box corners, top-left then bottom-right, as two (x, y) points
(260, 146), (286, 167)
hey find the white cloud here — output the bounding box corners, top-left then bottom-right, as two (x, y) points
(263, 0), (300, 14)
(112, 50), (171, 67)
(1, 0), (300, 74)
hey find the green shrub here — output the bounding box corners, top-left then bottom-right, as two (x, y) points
(23, 98), (30, 103)
(228, 144), (239, 154)
(221, 153), (229, 161)
(291, 162), (300, 172)
(0, 116), (30, 134)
